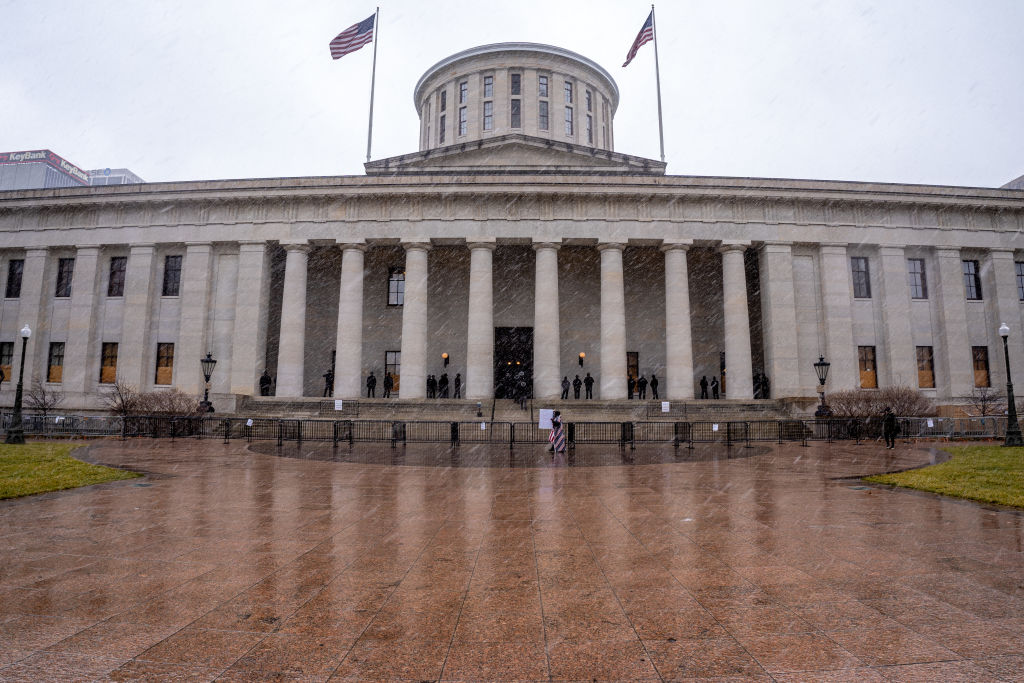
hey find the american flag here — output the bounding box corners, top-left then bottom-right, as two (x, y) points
(622, 10), (654, 67)
(329, 14), (375, 60)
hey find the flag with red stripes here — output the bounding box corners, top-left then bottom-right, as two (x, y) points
(329, 14), (375, 60)
(622, 10), (654, 67)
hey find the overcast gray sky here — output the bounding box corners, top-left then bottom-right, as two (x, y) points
(1, 0), (1021, 188)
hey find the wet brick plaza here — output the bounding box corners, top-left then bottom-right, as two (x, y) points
(0, 439), (1022, 681)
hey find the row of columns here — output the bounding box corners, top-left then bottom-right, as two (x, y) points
(273, 239), (757, 400)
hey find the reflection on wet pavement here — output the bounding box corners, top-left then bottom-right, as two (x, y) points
(0, 438), (1020, 681)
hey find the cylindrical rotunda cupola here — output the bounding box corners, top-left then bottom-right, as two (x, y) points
(414, 43), (618, 153)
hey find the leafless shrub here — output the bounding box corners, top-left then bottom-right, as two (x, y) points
(825, 386), (935, 417)
(24, 379), (64, 417)
(963, 387), (1007, 417)
(102, 380), (142, 418)
(102, 380), (199, 417)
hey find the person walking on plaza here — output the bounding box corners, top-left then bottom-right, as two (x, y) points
(383, 372), (393, 398)
(549, 410), (567, 454)
(650, 374), (659, 400)
(323, 369), (334, 397)
(573, 375), (582, 399)
(637, 375), (648, 399)
(259, 369), (272, 396)
(365, 371), (376, 398)
(627, 375), (635, 399)
(882, 407), (899, 449)
(584, 372), (594, 399)
(711, 377), (719, 399)
(561, 376), (570, 400)
(453, 373), (462, 398)
(699, 376), (709, 399)
(438, 372), (449, 398)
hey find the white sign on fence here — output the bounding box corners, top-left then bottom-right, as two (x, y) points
(246, 418), (253, 427)
(712, 423), (719, 432)
(480, 422), (486, 430)
(927, 419), (934, 428)
(661, 402), (670, 413)
(538, 409), (554, 429)
(334, 400), (344, 411)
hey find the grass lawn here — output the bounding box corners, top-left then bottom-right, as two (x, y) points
(0, 442), (140, 499)
(865, 444), (1024, 508)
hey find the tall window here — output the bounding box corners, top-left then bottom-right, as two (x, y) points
(907, 258), (927, 299)
(108, 256), (127, 297)
(972, 346), (990, 387)
(162, 255), (182, 296)
(47, 342), (65, 383)
(538, 75), (548, 97)
(564, 106), (573, 136)
(483, 75), (493, 98)
(458, 81), (467, 105)
(510, 99), (521, 128)
(55, 258), (75, 297)
(564, 80), (573, 103)
(916, 346), (935, 388)
(586, 115), (593, 144)
(851, 257), (871, 298)
(5, 259), (23, 298)
(458, 106), (467, 136)
(439, 114), (446, 144)
(510, 73), (521, 96)
(858, 346), (877, 389)
(385, 350), (401, 393)
(585, 90), (592, 112)
(100, 342), (118, 384)
(602, 101), (610, 146)
(538, 101), (549, 130)
(0, 342), (12, 382)
(962, 259), (982, 300)
(439, 90), (446, 144)
(1017, 262), (1024, 301)
(388, 268), (405, 306)
(440, 90), (446, 111)
(483, 101), (493, 131)
(155, 343), (174, 385)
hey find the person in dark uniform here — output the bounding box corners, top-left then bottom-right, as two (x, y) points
(439, 372), (449, 398)
(711, 377), (719, 399)
(453, 373), (462, 398)
(427, 375), (436, 398)
(882, 407), (899, 449)
(583, 373), (594, 399)
(637, 375), (648, 399)
(383, 372), (393, 398)
(259, 369), (272, 396)
(572, 375), (582, 399)
(323, 369), (334, 397)
(365, 371), (376, 398)
(627, 375), (635, 399)
(699, 376), (709, 399)
(761, 374), (770, 399)
(561, 376), (570, 400)
(650, 374), (659, 400)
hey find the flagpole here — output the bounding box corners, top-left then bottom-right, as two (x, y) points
(366, 6), (380, 163)
(651, 4), (665, 163)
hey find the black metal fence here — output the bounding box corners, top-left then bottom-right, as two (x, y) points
(0, 413), (1009, 448)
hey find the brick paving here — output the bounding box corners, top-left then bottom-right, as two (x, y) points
(0, 439), (1022, 681)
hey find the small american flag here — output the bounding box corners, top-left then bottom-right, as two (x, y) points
(329, 14), (375, 60)
(622, 10), (654, 67)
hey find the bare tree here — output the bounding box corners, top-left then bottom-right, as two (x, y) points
(963, 387), (1007, 417)
(24, 379), (64, 418)
(825, 386), (935, 417)
(102, 380), (141, 418)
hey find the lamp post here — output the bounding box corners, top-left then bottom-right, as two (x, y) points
(813, 355), (831, 417)
(4, 324), (31, 445)
(999, 323), (1023, 447)
(199, 352), (217, 413)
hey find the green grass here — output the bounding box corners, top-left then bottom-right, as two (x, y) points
(865, 444), (1024, 508)
(0, 442), (140, 499)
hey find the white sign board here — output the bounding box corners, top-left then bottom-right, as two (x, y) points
(246, 418), (253, 427)
(538, 409), (554, 429)
(334, 399), (344, 411)
(661, 402), (670, 413)
(927, 419), (934, 428)
(480, 422), (486, 430)
(712, 423), (719, 432)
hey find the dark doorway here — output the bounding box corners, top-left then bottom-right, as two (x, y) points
(494, 327), (533, 399)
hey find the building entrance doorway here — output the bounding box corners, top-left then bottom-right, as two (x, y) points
(494, 327), (533, 399)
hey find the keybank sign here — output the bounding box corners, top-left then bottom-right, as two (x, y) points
(0, 149), (90, 185)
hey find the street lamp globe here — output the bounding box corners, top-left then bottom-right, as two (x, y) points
(20, 324), (31, 339)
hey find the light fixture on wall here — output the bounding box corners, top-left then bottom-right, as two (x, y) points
(578, 352), (586, 367)
(442, 352), (449, 368)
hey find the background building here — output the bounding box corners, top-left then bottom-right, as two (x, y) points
(0, 150), (90, 191)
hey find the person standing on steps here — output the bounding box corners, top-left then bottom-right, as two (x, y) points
(710, 377), (719, 399)
(650, 374), (659, 400)
(259, 369), (272, 396)
(561, 376), (570, 400)
(453, 373), (462, 399)
(573, 375), (582, 399)
(365, 371), (376, 398)
(323, 369), (334, 397)
(637, 375), (648, 400)
(438, 372), (449, 398)
(584, 372), (594, 399)
(382, 372), (393, 398)
(699, 376), (709, 399)
(627, 375), (635, 400)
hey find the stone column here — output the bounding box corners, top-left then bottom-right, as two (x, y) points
(275, 243), (309, 397)
(599, 243), (627, 400)
(935, 246), (974, 399)
(818, 243), (858, 391)
(177, 242), (213, 395)
(230, 241), (270, 394)
(13, 248), (48, 388)
(466, 241), (495, 399)
(120, 244), (156, 388)
(63, 246), (101, 396)
(662, 241), (694, 400)
(334, 243), (367, 398)
(758, 242), (799, 398)
(533, 241), (561, 399)
(399, 242), (431, 399)
(720, 242), (753, 399)
(989, 249), (1024, 388)
(878, 246), (916, 387)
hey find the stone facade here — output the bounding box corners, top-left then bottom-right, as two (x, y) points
(1, 43), (1023, 411)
